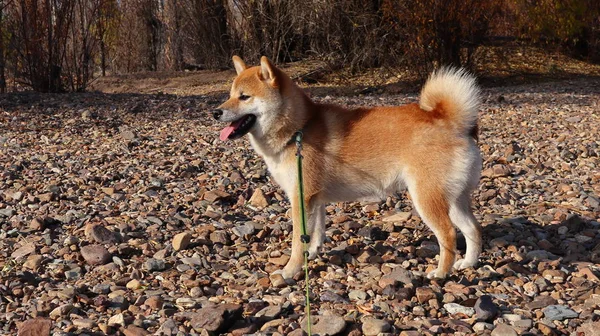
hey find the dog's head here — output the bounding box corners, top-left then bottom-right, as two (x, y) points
(214, 56), (287, 141)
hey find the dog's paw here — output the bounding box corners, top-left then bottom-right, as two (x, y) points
(453, 258), (477, 270)
(307, 247), (321, 260)
(426, 268), (448, 280)
(274, 264), (302, 280)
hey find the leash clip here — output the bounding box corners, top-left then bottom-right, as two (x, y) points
(294, 131), (303, 157)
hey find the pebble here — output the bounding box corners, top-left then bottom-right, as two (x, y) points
(17, 318), (51, 336)
(474, 295), (498, 321)
(349, 289), (368, 301)
(108, 313), (125, 327)
(378, 267), (412, 287)
(491, 323), (518, 336)
(416, 287), (436, 303)
(249, 188), (269, 208)
(80, 244), (111, 265)
(303, 312), (346, 335)
(11, 243), (36, 259)
(172, 232), (191, 251)
(144, 258), (166, 272)
(362, 317), (391, 336)
(72, 319), (96, 329)
(123, 325), (149, 336)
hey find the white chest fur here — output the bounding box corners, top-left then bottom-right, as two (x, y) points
(249, 137), (296, 197)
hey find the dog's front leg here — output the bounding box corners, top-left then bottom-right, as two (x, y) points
(276, 194), (315, 280)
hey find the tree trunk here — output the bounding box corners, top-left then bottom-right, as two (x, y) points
(0, 2), (5, 93)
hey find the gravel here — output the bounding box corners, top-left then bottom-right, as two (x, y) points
(0, 77), (599, 335)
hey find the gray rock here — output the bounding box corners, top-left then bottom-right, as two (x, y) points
(542, 305), (578, 321)
(144, 258), (166, 272)
(157, 319), (178, 336)
(232, 222), (255, 237)
(0, 207), (15, 217)
(378, 266), (413, 287)
(526, 250), (554, 260)
(320, 291), (348, 303)
(64, 267), (82, 280)
(475, 295), (498, 321)
(255, 305), (281, 320)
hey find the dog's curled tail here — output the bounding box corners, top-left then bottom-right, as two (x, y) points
(419, 67), (480, 134)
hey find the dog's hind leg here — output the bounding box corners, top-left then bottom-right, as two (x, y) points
(408, 182), (457, 279)
(307, 204), (326, 260)
(450, 192), (481, 270)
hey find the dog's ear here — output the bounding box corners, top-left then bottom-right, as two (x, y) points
(259, 56), (278, 86)
(232, 56), (247, 75)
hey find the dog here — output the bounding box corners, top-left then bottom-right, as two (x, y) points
(214, 56), (482, 280)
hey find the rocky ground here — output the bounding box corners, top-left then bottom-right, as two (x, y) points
(0, 73), (599, 336)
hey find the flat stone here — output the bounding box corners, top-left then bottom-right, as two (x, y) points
(18, 318), (51, 336)
(577, 321), (600, 336)
(525, 295), (557, 310)
(23, 254), (43, 270)
(444, 303), (475, 317)
(542, 269), (567, 283)
(73, 319), (96, 329)
(378, 267), (413, 287)
(11, 243), (36, 259)
(542, 305), (578, 320)
(255, 305), (282, 320)
(123, 325), (149, 336)
(382, 212), (411, 222)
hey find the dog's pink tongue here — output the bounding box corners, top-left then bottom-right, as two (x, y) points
(219, 125), (235, 141)
(219, 118), (243, 141)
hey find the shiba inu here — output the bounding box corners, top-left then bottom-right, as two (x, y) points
(214, 56), (482, 280)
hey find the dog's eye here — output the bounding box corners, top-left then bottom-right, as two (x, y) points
(239, 94), (250, 101)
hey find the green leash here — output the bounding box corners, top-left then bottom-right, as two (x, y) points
(294, 131), (312, 336)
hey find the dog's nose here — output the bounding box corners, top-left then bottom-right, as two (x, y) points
(212, 109), (223, 120)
